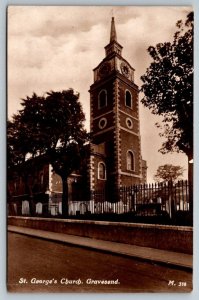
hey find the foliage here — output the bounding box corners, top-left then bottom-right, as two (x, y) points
(154, 164), (185, 183)
(8, 89), (89, 216)
(140, 12), (193, 160)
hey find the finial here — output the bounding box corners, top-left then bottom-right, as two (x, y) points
(110, 16), (117, 43)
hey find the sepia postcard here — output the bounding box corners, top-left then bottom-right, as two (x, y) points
(7, 6), (193, 293)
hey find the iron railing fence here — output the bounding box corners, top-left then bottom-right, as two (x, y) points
(90, 180), (191, 217)
(8, 180), (192, 225)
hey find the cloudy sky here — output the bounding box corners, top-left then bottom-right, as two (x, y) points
(7, 6), (192, 182)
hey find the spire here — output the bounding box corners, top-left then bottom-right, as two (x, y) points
(110, 17), (117, 42)
(105, 17), (122, 57)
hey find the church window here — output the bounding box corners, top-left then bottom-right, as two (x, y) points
(98, 90), (107, 109)
(125, 90), (132, 108)
(98, 162), (106, 180)
(98, 117), (107, 129)
(127, 151), (135, 171)
(14, 181), (17, 192)
(40, 173), (44, 185)
(126, 117), (133, 129)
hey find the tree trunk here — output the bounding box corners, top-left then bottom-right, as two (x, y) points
(61, 177), (68, 217)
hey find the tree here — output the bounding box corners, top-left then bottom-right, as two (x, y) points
(7, 119), (39, 215)
(8, 89), (89, 217)
(154, 164), (185, 183)
(140, 12), (193, 179)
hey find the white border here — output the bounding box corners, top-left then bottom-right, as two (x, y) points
(1, 2), (198, 300)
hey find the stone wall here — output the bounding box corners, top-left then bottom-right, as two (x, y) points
(8, 216), (193, 254)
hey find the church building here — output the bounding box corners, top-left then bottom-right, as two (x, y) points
(89, 17), (147, 193)
(8, 17), (147, 216)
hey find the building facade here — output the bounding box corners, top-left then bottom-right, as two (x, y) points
(89, 17), (147, 193)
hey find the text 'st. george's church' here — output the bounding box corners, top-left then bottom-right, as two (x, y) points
(89, 17), (147, 193)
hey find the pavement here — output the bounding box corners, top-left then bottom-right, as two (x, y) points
(8, 225), (192, 271)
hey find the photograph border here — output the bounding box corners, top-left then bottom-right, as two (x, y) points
(1, 0), (198, 299)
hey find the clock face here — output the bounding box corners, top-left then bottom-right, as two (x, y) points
(99, 63), (110, 77)
(120, 62), (130, 78)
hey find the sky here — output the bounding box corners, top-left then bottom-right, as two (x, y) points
(7, 6), (192, 182)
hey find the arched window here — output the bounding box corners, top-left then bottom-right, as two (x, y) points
(127, 151), (135, 171)
(98, 90), (107, 109)
(125, 90), (132, 108)
(40, 173), (44, 185)
(98, 162), (106, 180)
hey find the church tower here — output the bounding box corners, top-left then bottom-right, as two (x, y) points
(89, 17), (146, 193)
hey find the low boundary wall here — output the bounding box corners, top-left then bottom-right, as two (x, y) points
(8, 216), (193, 254)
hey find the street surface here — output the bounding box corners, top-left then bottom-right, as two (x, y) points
(7, 232), (192, 292)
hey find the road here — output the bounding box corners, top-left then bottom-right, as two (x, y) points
(7, 232), (192, 293)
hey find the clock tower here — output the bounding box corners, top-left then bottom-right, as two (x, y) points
(89, 17), (146, 193)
